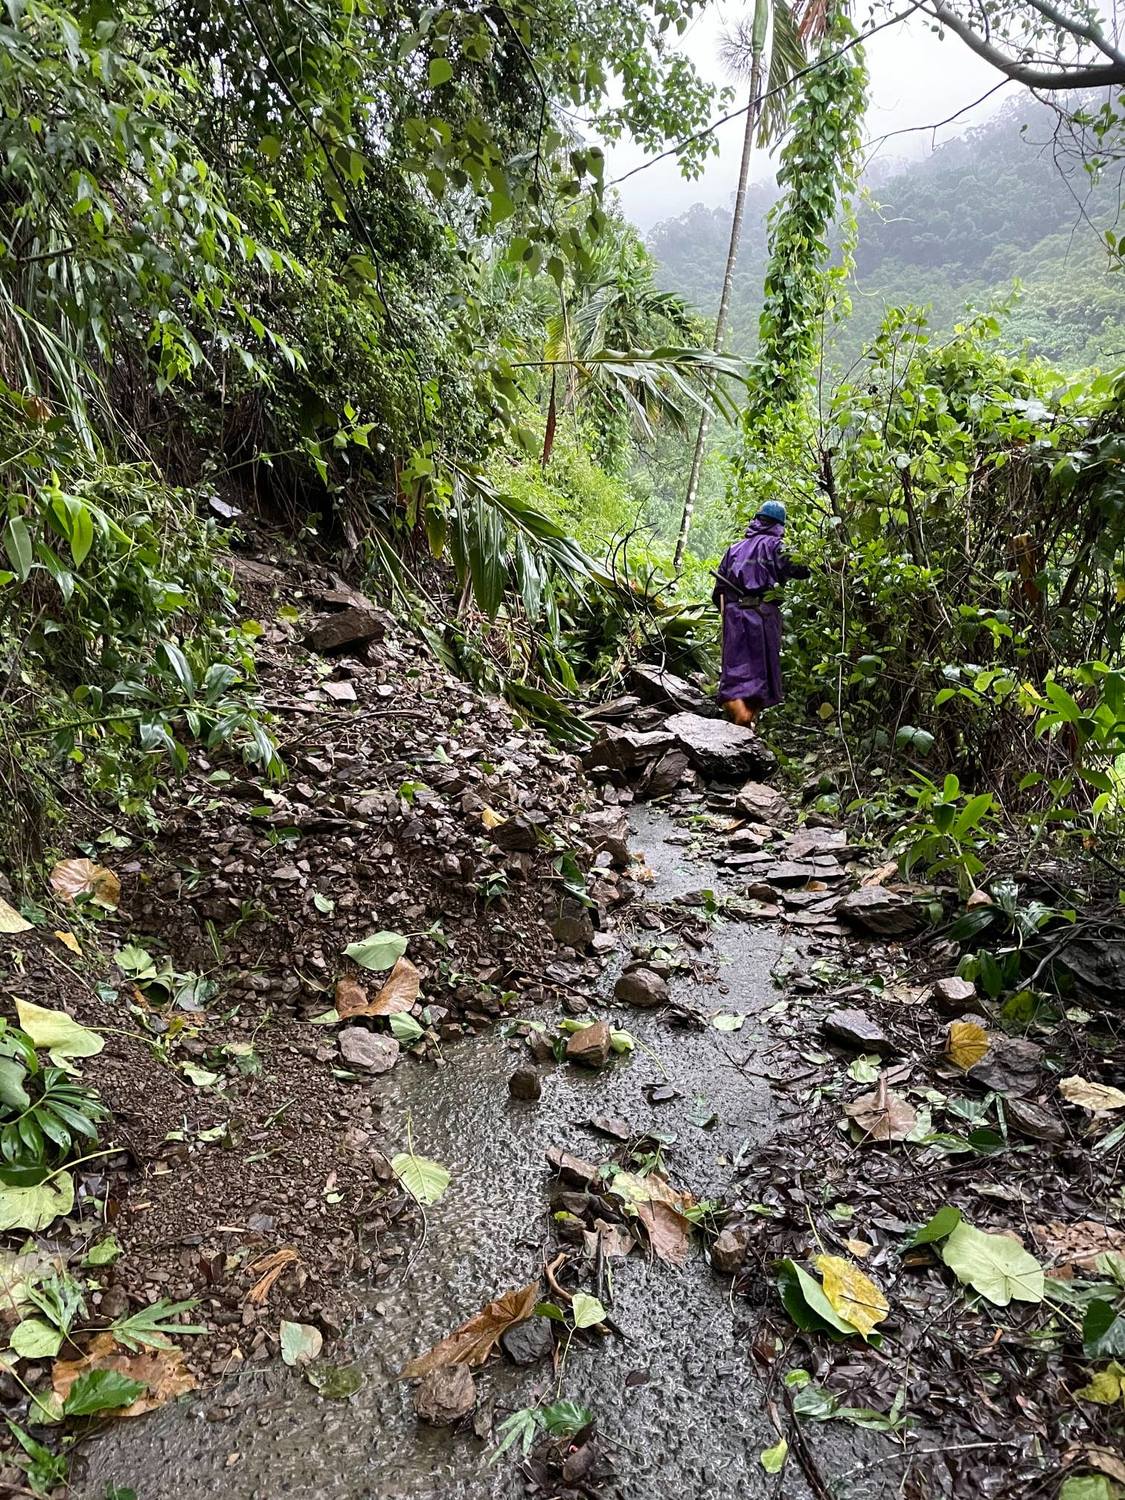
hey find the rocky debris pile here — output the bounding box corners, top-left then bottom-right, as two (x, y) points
(120, 554), (645, 1032)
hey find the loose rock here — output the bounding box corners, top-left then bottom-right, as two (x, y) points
(734, 780), (787, 822)
(822, 1008), (894, 1053)
(710, 1224), (751, 1275)
(337, 1028), (399, 1073)
(500, 1319), (554, 1366)
(836, 886), (923, 937)
(614, 967), (669, 1009)
(509, 1066), (542, 1101)
(929, 975), (986, 1018)
(565, 1020), (611, 1069)
(664, 713), (777, 781)
(303, 606), (388, 655)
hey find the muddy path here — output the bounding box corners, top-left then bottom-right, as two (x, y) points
(77, 806), (894, 1500)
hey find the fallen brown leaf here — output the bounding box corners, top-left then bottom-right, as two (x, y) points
(844, 1074), (917, 1142)
(1031, 1219), (1125, 1277)
(53, 1333), (195, 1417)
(335, 959), (420, 1018)
(49, 858), (120, 910)
(1059, 1075), (1125, 1113)
(860, 860), (898, 888)
(53, 930), (82, 955)
(400, 1281), (539, 1379)
(608, 1171), (697, 1266)
(247, 1246), (300, 1306)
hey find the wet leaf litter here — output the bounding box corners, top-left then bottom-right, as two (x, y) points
(8, 610), (1118, 1500)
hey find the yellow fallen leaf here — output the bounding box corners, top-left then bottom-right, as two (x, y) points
(480, 808), (506, 831)
(1076, 1363), (1124, 1406)
(1059, 1076), (1125, 1113)
(50, 858), (120, 910)
(946, 1020), (990, 1070)
(54, 931), (82, 955)
(845, 1237), (873, 1259)
(815, 1254), (889, 1337)
(0, 897), (32, 934)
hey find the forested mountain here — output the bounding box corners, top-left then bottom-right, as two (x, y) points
(647, 98), (1125, 370)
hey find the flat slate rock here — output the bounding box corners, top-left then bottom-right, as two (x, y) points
(734, 780), (787, 822)
(629, 665), (717, 717)
(823, 1007), (894, 1052)
(665, 713), (777, 781)
(304, 606), (388, 654)
(836, 885), (923, 937)
(585, 727), (675, 773)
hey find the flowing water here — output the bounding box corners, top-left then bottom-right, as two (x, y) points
(79, 807), (893, 1500)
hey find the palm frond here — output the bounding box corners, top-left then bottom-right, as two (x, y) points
(759, 2), (807, 146)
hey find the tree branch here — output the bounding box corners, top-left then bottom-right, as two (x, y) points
(927, 0), (1125, 87)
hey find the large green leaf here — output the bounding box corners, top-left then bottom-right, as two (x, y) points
(343, 932), (407, 972)
(0, 1171), (74, 1232)
(14, 1001), (103, 1070)
(392, 1151), (450, 1205)
(940, 1222), (1044, 1306)
(63, 1368), (146, 1417)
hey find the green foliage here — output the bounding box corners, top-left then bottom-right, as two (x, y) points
(0, 1022), (106, 1187)
(743, 9), (868, 424)
(899, 774), (997, 895)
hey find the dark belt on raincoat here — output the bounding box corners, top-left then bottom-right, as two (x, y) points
(713, 571), (770, 610)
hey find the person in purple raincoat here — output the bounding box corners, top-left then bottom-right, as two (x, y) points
(712, 499), (809, 727)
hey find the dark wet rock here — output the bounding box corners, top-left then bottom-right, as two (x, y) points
(581, 694), (642, 723)
(585, 727), (675, 773)
(566, 1019), (611, 1069)
(837, 886), (923, 937)
(508, 1066), (542, 1101)
(527, 1031), (555, 1064)
(734, 781), (787, 822)
(414, 1365), (475, 1425)
(710, 1224), (751, 1275)
(303, 606), (388, 655)
(500, 1318), (554, 1366)
(1061, 937), (1125, 998)
(551, 897), (594, 949)
(584, 808), (630, 868)
(786, 827), (849, 860)
(337, 1028), (399, 1073)
(665, 713), (776, 781)
(629, 665), (716, 717)
(929, 975), (986, 1018)
(822, 1008), (894, 1052)
(758, 859), (843, 885)
(490, 813), (544, 852)
(614, 966), (668, 1009)
(637, 749), (691, 798)
(1007, 1097), (1067, 1143)
(969, 1035), (1044, 1097)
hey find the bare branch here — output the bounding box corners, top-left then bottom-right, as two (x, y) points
(927, 0), (1125, 87)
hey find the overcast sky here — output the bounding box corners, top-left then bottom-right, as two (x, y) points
(608, 4), (1010, 227)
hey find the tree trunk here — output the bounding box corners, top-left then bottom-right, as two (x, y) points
(671, 54), (764, 575)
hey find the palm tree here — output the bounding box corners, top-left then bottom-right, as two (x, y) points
(670, 0), (809, 573)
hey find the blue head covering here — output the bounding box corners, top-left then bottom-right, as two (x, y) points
(758, 499), (786, 524)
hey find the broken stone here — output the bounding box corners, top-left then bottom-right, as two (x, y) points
(551, 898), (594, 950)
(758, 859), (843, 885)
(337, 1028), (399, 1073)
(303, 606), (387, 655)
(414, 1364), (475, 1426)
(734, 781), (787, 822)
(629, 665), (715, 717)
(710, 1223), (751, 1275)
(581, 694), (642, 723)
(321, 679), (357, 703)
(929, 975), (986, 1018)
(566, 1020), (611, 1069)
(584, 727), (675, 773)
(786, 827), (849, 860)
(528, 1032), (555, 1064)
(822, 1008), (894, 1053)
(500, 1318), (554, 1366)
(613, 967), (668, 1009)
(665, 713), (777, 781)
(583, 809), (630, 868)
(836, 886), (923, 937)
(490, 814), (543, 852)
(508, 1066), (542, 1101)
(637, 749), (691, 798)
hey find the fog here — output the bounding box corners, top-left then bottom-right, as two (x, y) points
(608, 3), (1011, 227)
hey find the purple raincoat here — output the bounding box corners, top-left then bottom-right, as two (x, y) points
(712, 517), (809, 709)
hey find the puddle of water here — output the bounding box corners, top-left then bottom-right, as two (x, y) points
(78, 808), (896, 1500)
